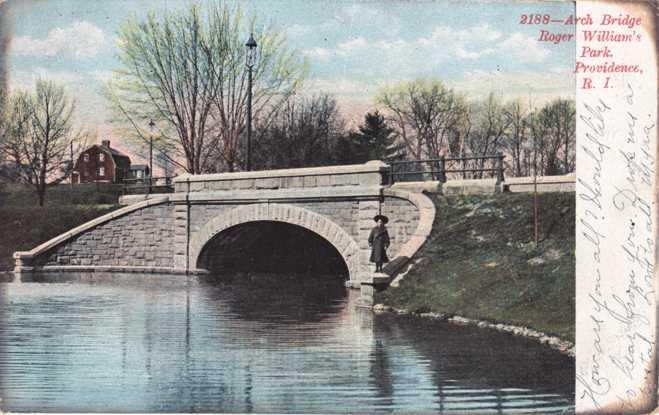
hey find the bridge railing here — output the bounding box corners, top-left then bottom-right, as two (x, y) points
(122, 176), (176, 195)
(389, 154), (505, 184)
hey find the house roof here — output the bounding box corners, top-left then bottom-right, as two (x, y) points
(104, 146), (130, 160)
(130, 164), (149, 170)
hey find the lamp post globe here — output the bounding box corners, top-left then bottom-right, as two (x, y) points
(245, 33), (257, 68)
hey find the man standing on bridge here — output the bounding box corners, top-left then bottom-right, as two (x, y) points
(369, 214), (390, 273)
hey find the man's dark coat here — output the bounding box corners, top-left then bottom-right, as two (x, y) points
(368, 225), (390, 263)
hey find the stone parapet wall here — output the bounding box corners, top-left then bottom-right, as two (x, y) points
(442, 178), (502, 195)
(504, 174), (575, 193)
(174, 161), (388, 193)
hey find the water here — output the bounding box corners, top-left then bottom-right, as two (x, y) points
(0, 273), (574, 413)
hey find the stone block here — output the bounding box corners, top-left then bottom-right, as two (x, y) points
(255, 178), (280, 189)
(212, 181), (233, 191)
(285, 176), (304, 188)
(359, 172), (383, 186)
(358, 200), (380, 210)
(235, 179), (255, 189)
(316, 175), (330, 187)
(331, 174), (355, 186)
(190, 182), (205, 192)
(303, 176), (317, 187)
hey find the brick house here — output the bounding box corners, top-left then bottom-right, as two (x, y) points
(72, 140), (131, 184)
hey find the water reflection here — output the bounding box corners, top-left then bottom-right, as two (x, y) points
(372, 316), (574, 413)
(0, 272), (573, 413)
(199, 273), (348, 324)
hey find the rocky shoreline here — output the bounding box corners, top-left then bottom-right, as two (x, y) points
(373, 303), (575, 358)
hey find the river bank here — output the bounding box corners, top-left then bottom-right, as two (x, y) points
(376, 192), (575, 347)
(372, 304), (574, 357)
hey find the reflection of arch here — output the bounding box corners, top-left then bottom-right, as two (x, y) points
(189, 203), (361, 281)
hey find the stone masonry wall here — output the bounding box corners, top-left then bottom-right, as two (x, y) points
(381, 196), (420, 258)
(186, 199), (376, 279)
(185, 198), (418, 278)
(188, 201), (362, 247)
(189, 205), (235, 234)
(40, 204), (176, 268)
(28, 195), (420, 283)
(20, 163), (431, 282)
(293, 200), (360, 242)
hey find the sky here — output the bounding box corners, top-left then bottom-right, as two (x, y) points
(3, 0), (576, 161)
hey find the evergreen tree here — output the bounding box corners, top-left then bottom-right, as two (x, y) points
(353, 111), (398, 162)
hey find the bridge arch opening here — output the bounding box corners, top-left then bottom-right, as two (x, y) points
(188, 204), (361, 282)
(197, 221), (349, 278)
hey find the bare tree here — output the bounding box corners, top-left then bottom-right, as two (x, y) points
(549, 98), (576, 173)
(502, 99), (531, 177)
(376, 79), (468, 160)
(0, 90), (32, 181)
(1, 80), (86, 206)
(106, 2), (307, 174)
(465, 93), (510, 177)
(252, 94), (346, 169)
(527, 98), (575, 176)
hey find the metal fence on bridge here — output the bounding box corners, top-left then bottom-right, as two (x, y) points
(122, 176), (176, 195)
(389, 154), (505, 184)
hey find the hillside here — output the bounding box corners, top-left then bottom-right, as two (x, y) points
(376, 192), (575, 342)
(0, 205), (120, 271)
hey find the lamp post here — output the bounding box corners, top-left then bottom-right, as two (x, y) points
(148, 119), (155, 193)
(70, 142), (74, 190)
(530, 120), (539, 246)
(245, 33), (257, 171)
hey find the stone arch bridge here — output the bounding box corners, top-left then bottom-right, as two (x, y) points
(14, 162), (436, 286)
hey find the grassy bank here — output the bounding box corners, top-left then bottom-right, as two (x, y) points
(0, 183), (123, 206)
(376, 192), (575, 342)
(0, 205), (120, 270)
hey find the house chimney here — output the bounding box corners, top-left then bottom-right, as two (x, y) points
(102, 140), (110, 148)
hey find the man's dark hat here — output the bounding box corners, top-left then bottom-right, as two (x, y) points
(373, 214), (389, 224)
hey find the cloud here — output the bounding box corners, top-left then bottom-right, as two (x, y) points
(303, 67), (573, 108)
(10, 67), (84, 90)
(8, 67), (111, 132)
(300, 23), (551, 79)
(449, 69), (575, 104)
(90, 70), (113, 83)
(427, 24), (502, 44)
(331, 4), (402, 35)
(302, 78), (373, 97)
(302, 47), (332, 62)
(337, 37), (368, 55)
(285, 24), (312, 40)
(497, 33), (550, 63)
(12, 21), (106, 58)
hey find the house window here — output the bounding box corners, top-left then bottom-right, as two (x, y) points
(137, 171), (143, 179)
(99, 153), (105, 162)
(83, 154), (89, 162)
(99, 167), (105, 177)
